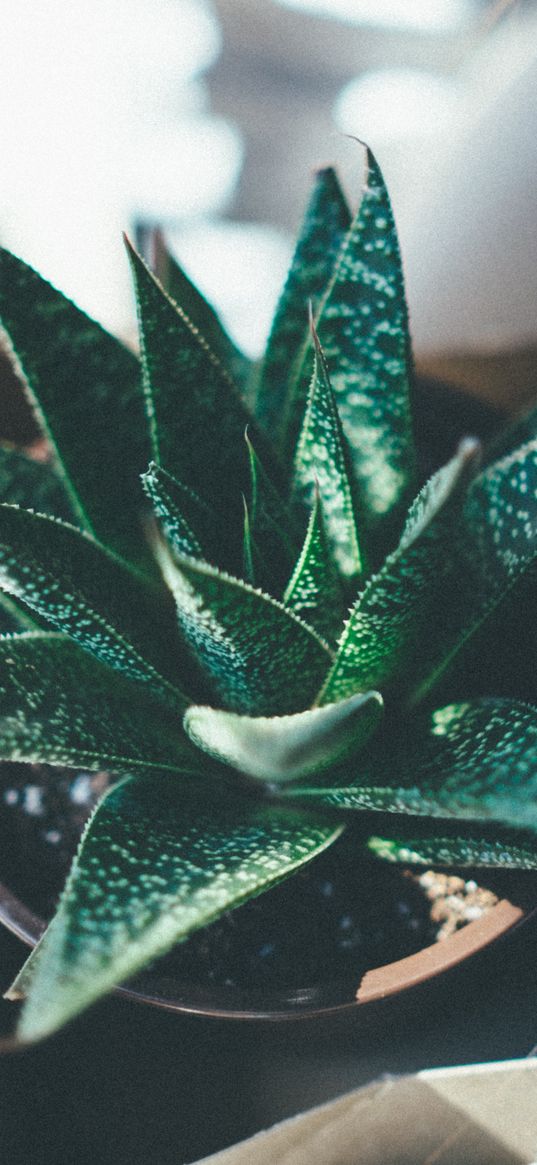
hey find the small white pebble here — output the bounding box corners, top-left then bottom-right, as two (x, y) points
(464, 905), (483, 922)
(4, 789), (18, 806)
(70, 774), (93, 806)
(465, 880), (478, 893)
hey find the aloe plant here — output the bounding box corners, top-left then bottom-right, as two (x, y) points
(0, 149), (536, 1044)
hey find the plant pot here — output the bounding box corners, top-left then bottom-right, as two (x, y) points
(0, 376), (536, 1027)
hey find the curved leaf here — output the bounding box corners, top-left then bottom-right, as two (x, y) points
(11, 774), (341, 1041)
(0, 444), (76, 522)
(284, 490), (345, 644)
(155, 543), (333, 715)
(142, 461), (218, 565)
(286, 699), (537, 834)
(184, 691), (383, 784)
(0, 247), (150, 568)
(254, 167), (350, 435)
(0, 633), (196, 773)
(284, 147), (416, 542)
(293, 329), (362, 580)
(151, 228), (250, 391)
(127, 241), (278, 571)
(368, 829), (537, 870)
(0, 505), (185, 706)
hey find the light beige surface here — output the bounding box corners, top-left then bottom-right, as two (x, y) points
(195, 1059), (537, 1165)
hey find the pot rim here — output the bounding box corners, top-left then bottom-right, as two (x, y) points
(1, 879), (535, 1022)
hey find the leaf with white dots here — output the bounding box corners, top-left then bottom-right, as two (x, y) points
(243, 432), (301, 594)
(10, 774), (341, 1042)
(155, 542), (333, 716)
(368, 829), (537, 870)
(0, 505), (186, 707)
(293, 330), (362, 581)
(0, 632), (196, 773)
(285, 699), (537, 834)
(318, 439), (482, 705)
(285, 148), (416, 548)
(284, 489), (345, 644)
(151, 228), (251, 392)
(127, 241), (278, 573)
(0, 247), (151, 572)
(141, 461), (221, 567)
(255, 167), (350, 438)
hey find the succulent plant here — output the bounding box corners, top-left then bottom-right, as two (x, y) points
(0, 148), (536, 1043)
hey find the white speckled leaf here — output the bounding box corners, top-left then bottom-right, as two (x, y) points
(255, 167), (350, 436)
(286, 148), (416, 543)
(155, 542), (333, 716)
(127, 241), (277, 573)
(184, 690), (383, 784)
(0, 633), (195, 772)
(368, 830), (537, 870)
(244, 432), (301, 595)
(0, 247), (151, 571)
(319, 440), (482, 703)
(141, 462), (219, 566)
(12, 775), (341, 1041)
(293, 331), (362, 580)
(284, 490), (345, 644)
(286, 699), (537, 833)
(0, 504), (185, 707)
(151, 228), (250, 391)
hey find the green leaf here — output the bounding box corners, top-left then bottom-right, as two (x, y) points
(0, 505), (186, 706)
(141, 461), (218, 565)
(286, 699), (537, 834)
(127, 240), (276, 571)
(284, 489), (345, 644)
(0, 247), (150, 569)
(318, 438), (481, 706)
(155, 543), (333, 716)
(244, 431), (300, 594)
(284, 148), (416, 543)
(184, 690), (383, 784)
(151, 228), (251, 392)
(254, 167), (351, 436)
(368, 829), (537, 870)
(0, 444), (76, 522)
(293, 328), (362, 580)
(0, 632), (196, 773)
(11, 774), (341, 1041)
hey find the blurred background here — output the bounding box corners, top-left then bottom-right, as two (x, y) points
(1, 0), (536, 409)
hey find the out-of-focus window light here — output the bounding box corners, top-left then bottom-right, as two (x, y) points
(0, 1), (242, 335)
(334, 69), (457, 144)
(275, 0), (475, 33)
(167, 222), (293, 359)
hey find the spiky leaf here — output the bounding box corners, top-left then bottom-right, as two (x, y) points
(0, 247), (150, 568)
(285, 148), (416, 542)
(0, 505), (185, 705)
(0, 444), (76, 523)
(127, 241), (276, 569)
(151, 228), (250, 390)
(155, 544), (333, 716)
(11, 774), (341, 1041)
(244, 431), (300, 593)
(287, 699), (537, 833)
(284, 490), (345, 644)
(293, 330), (362, 580)
(142, 461), (218, 565)
(0, 633), (196, 773)
(255, 167), (350, 435)
(184, 690), (383, 784)
(368, 829), (537, 870)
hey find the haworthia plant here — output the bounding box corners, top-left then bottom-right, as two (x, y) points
(0, 144), (536, 1042)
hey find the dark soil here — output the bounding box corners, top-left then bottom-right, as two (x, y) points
(0, 762), (505, 995)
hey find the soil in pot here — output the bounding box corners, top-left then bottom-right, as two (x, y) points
(1, 760), (528, 1002)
